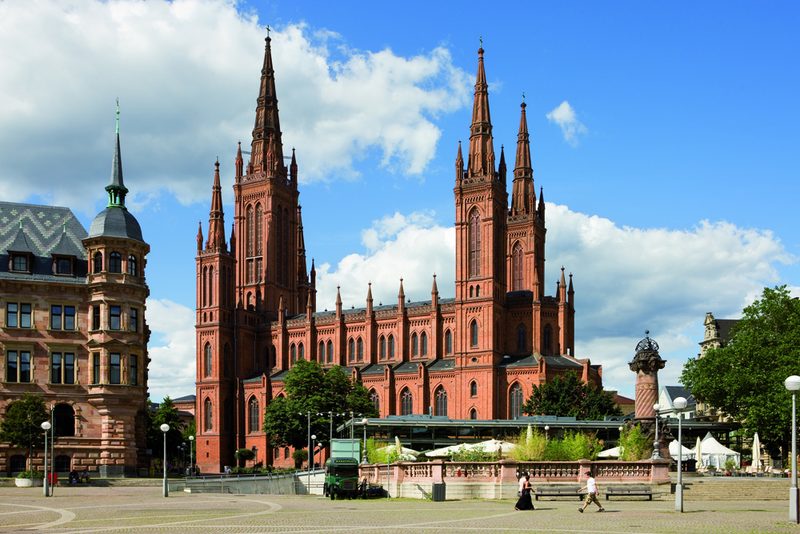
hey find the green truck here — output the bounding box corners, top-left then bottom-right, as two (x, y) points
(323, 457), (361, 500)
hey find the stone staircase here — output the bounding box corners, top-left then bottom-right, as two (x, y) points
(680, 475), (788, 501)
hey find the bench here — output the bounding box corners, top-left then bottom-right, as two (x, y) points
(604, 484), (653, 500)
(533, 484), (584, 501)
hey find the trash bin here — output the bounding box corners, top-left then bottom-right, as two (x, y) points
(432, 482), (446, 502)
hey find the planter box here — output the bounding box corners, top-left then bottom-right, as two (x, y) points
(14, 478), (42, 487)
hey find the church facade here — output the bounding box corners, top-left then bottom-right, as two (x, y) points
(195, 37), (602, 472)
(0, 112), (150, 477)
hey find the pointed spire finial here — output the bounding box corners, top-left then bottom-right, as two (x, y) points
(115, 98), (120, 135)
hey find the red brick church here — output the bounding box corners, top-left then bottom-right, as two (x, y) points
(195, 36), (603, 472)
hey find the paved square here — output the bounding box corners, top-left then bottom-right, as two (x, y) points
(0, 486), (796, 533)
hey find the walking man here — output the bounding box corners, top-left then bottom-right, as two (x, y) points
(578, 470), (604, 513)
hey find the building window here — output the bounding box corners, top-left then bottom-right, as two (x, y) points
(470, 408), (478, 420)
(411, 333), (418, 357)
(348, 338), (355, 362)
(109, 305), (121, 330)
(468, 208), (481, 277)
(248, 397), (260, 433)
(55, 454), (72, 471)
(517, 324), (526, 353)
(326, 340), (333, 363)
(298, 343), (304, 361)
(130, 355), (138, 386)
(290, 344), (297, 364)
(470, 381), (478, 397)
(420, 332), (428, 357)
(369, 390), (380, 415)
(50, 305), (75, 330)
(434, 386), (447, 416)
(92, 353), (100, 384)
(6, 350), (31, 382)
(204, 398), (213, 432)
(510, 383), (524, 419)
(512, 243), (523, 291)
(129, 308), (138, 332)
(11, 254), (30, 272)
(55, 256), (73, 275)
(445, 330), (452, 355)
(204, 343), (212, 377)
(543, 324), (553, 356)
(470, 320), (479, 348)
(388, 335), (395, 358)
(400, 389), (413, 416)
(356, 338), (363, 362)
(127, 255), (137, 276)
(109, 353), (121, 384)
(92, 305), (100, 330)
(318, 341), (325, 363)
(6, 302), (32, 328)
(50, 352), (75, 384)
(93, 251), (103, 273)
(109, 252), (122, 273)
(53, 404), (75, 437)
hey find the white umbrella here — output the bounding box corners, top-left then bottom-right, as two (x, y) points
(694, 436), (703, 469)
(668, 439), (693, 457)
(750, 433), (762, 473)
(471, 439), (516, 456)
(426, 443), (469, 458)
(597, 446), (621, 458)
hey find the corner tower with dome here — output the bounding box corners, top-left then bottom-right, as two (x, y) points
(0, 105), (150, 477)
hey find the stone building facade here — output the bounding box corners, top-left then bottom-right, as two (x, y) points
(0, 113), (150, 476)
(195, 38), (603, 473)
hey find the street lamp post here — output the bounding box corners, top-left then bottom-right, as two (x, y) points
(311, 435), (316, 470)
(188, 435), (194, 476)
(673, 397), (687, 512)
(544, 425), (550, 439)
(41, 421), (51, 497)
(361, 418), (368, 464)
(652, 403), (662, 459)
(160, 423), (170, 498)
(785, 375), (800, 523)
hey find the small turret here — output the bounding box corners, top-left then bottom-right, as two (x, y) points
(431, 273), (439, 309)
(196, 221), (203, 253)
(398, 278), (406, 313)
(235, 141), (243, 181)
(498, 145), (506, 185)
(290, 148), (298, 182)
(366, 282), (373, 314)
(455, 141), (464, 184)
(335, 286), (342, 316)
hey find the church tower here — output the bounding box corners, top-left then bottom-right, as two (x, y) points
(232, 34), (310, 318)
(453, 46), (509, 417)
(195, 159), (236, 473)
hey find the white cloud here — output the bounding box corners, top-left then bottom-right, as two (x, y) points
(146, 298), (196, 403)
(317, 204), (792, 397)
(546, 100), (588, 146)
(0, 0), (470, 212)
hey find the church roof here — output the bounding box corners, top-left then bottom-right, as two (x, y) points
(393, 362), (420, 374)
(428, 359), (456, 371)
(360, 364), (387, 376)
(714, 319), (739, 345)
(499, 354), (539, 367)
(542, 355), (583, 369)
(88, 207), (144, 242)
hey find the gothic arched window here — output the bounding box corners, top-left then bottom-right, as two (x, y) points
(204, 397), (213, 432)
(512, 242), (523, 291)
(246, 205), (254, 257)
(369, 389), (380, 415)
(319, 341), (325, 363)
(208, 266), (214, 306)
(204, 343), (212, 377)
(509, 383), (524, 420)
(434, 386), (447, 416)
(255, 203), (263, 255)
(411, 333), (418, 357)
(379, 336), (386, 360)
(356, 338), (363, 362)
(248, 396), (260, 433)
(348, 338), (355, 362)
(298, 343), (304, 361)
(517, 324), (527, 353)
(388, 335), (395, 358)
(470, 408), (478, 420)
(445, 330), (453, 355)
(470, 380), (478, 397)
(468, 208), (481, 277)
(327, 340), (334, 363)
(400, 388), (413, 416)
(470, 320), (479, 348)
(543, 324), (553, 356)
(290, 344), (297, 363)
(420, 331), (428, 357)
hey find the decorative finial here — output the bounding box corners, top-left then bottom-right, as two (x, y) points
(479, 35), (483, 48)
(115, 98), (120, 135)
(645, 329), (650, 337)
(266, 25), (271, 39)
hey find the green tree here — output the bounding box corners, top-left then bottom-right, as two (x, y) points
(263, 360), (377, 451)
(147, 397), (186, 466)
(681, 286), (800, 453)
(618, 424), (652, 461)
(0, 393), (49, 470)
(522, 372), (622, 419)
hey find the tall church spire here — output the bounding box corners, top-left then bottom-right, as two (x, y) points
(106, 99), (129, 208)
(468, 45), (495, 179)
(511, 101), (535, 216)
(206, 159), (227, 251)
(249, 33), (285, 177)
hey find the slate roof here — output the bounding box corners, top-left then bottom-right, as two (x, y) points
(360, 364), (387, 376)
(88, 207), (144, 242)
(427, 358), (455, 371)
(542, 355), (583, 369)
(393, 362), (420, 374)
(715, 319), (739, 346)
(172, 394), (196, 403)
(499, 354), (539, 367)
(664, 385), (696, 406)
(0, 201), (88, 283)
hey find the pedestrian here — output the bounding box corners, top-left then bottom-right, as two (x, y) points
(518, 471), (527, 496)
(514, 474), (534, 510)
(578, 470), (604, 513)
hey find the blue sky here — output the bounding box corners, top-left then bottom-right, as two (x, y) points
(1, 0), (797, 403)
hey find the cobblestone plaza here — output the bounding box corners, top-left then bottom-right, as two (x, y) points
(0, 486), (796, 533)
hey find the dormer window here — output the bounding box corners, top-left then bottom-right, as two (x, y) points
(10, 253), (29, 272)
(54, 256), (73, 275)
